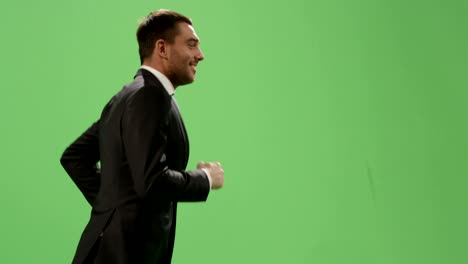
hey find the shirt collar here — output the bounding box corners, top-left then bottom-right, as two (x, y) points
(140, 65), (175, 96)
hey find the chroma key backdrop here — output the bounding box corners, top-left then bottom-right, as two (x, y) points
(1, 0), (467, 263)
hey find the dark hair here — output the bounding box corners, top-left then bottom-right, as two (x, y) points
(136, 9), (192, 64)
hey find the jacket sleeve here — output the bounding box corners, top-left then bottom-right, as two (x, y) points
(60, 121), (101, 206)
(122, 86), (209, 202)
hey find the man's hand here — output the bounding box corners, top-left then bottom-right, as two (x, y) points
(197, 161), (224, 189)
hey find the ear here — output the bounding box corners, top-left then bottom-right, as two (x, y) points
(154, 39), (169, 59)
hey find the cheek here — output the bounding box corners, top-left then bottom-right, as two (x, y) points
(175, 52), (190, 65)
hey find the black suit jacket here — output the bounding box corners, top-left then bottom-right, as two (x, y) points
(60, 69), (210, 264)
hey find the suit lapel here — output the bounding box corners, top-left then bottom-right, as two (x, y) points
(170, 97), (190, 168)
(138, 68), (190, 169)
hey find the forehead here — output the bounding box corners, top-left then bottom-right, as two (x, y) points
(175, 22), (200, 40)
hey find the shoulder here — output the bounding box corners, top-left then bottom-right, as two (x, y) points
(124, 70), (172, 112)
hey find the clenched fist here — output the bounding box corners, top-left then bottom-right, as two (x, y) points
(197, 161), (224, 189)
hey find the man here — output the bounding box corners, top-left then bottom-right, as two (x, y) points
(60, 9), (225, 264)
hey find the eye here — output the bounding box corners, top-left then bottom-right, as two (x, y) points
(187, 40), (198, 47)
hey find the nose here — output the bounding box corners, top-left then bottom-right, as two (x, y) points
(196, 48), (205, 61)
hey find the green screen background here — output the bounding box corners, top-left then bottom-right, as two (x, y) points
(1, 0), (467, 263)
